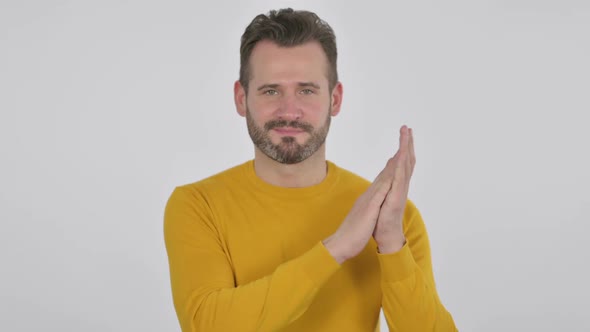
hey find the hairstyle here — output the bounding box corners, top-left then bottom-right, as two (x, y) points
(239, 8), (338, 93)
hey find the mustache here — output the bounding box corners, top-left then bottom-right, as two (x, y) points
(264, 120), (313, 133)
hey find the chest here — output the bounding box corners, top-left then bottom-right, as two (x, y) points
(221, 197), (345, 283)
(215, 193), (383, 329)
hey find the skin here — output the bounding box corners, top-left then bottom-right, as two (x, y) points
(234, 40), (416, 263)
(234, 40), (342, 188)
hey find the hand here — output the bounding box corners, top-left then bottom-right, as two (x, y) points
(373, 125), (416, 254)
(323, 157), (397, 264)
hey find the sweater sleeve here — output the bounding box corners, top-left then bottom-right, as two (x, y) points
(378, 200), (457, 331)
(163, 186), (341, 332)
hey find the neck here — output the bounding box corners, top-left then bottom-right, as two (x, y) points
(253, 145), (328, 188)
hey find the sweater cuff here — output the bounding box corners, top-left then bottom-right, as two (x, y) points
(299, 241), (341, 286)
(377, 242), (417, 283)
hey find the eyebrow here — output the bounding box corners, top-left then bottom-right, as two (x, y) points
(256, 82), (321, 91)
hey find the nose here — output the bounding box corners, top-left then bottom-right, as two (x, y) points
(275, 93), (303, 121)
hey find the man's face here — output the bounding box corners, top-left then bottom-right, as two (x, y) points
(237, 40), (340, 164)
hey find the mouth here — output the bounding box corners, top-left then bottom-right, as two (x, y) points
(272, 127), (306, 135)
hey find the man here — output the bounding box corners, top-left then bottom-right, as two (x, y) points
(164, 8), (457, 332)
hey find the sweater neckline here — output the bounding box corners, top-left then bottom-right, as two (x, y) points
(243, 159), (340, 199)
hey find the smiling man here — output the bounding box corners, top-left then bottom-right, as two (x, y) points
(164, 8), (457, 332)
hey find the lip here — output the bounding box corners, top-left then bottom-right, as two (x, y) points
(273, 127), (305, 135)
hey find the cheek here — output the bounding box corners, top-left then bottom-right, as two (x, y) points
(307, 99), (332, 119)
(301, 98), (323, 109)
(248, 98), (277, 117)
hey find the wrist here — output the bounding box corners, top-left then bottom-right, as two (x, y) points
(322, 234), (349, 264)
(375, 234), (406, 254)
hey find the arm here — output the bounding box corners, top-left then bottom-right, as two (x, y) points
(164, 186), (340, 332)
(165, 156), (398, 332)
(373, 126), (457, 330)
(378, 200), (457, 331)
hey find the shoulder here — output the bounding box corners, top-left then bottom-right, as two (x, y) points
(167, 161), (251, 206)
(180, 161), (250, 192)
(330, 161), (370, 184)
(329, 161), (372, 196)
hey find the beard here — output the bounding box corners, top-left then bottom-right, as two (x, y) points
(245, 106), (331, 165)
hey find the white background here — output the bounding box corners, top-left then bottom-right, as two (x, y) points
(1, 0), (589, 331)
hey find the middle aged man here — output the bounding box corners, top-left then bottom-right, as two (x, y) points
(164, 8), (457, 332)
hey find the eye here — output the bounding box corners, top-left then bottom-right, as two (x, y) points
(263, 89), (278, 96)
(300, 89), (314, 95)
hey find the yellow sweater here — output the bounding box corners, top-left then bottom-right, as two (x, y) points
(164, 160), (457, 332)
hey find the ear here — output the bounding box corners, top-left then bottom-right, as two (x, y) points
(234, 80), (247, 117)
(330, 82), (343, 116)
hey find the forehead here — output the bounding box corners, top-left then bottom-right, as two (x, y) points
(248, 40), (329, 85)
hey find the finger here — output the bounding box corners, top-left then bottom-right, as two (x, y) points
(382, 165), (409, 214)
(374, 157), (395, 180)
(391, 126), (412, 198)
(400, 127), (413, 192)
(392, 156), (407, 192)
(408, 128), (416, 175)
(399, 125), (408, 155)
(399, 125), (406, 149)
(371, 125), (410, 200)
(379, 127), (406, 196)
(396, 125), (410, 164)
(368, 158), (395, 198)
